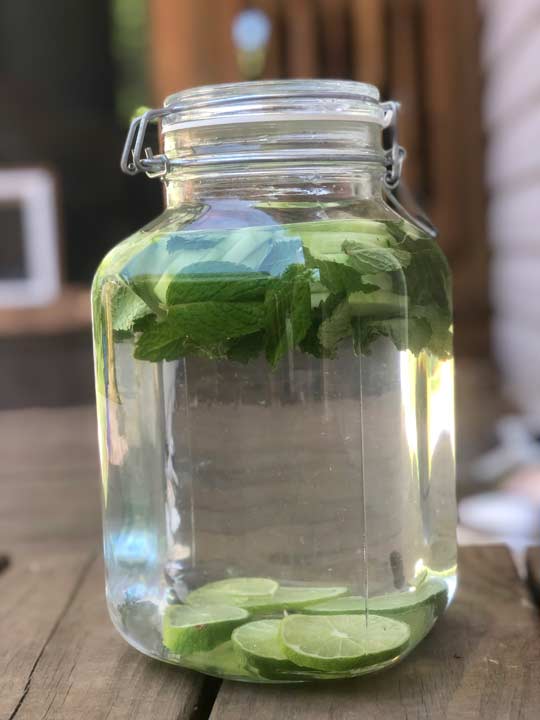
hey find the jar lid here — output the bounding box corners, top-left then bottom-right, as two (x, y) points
(120, 79), (403, 189)
(161, 79), (385, 132)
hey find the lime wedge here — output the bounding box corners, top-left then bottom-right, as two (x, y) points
(279, 613), (410, 671)
(232, 619), (296, 676)
(186, 577), (278, 607)
(163, 604), (249, 655)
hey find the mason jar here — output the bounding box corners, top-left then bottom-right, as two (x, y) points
(92, 79), (457, 683)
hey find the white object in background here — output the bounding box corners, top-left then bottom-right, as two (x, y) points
(460, 491), (540, 539)
(0, 167), (61, 307)
(231, 9), (272, 81)
(470, 415), (540, 483)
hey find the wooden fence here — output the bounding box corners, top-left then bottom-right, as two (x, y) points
(149, 0), (489, 356)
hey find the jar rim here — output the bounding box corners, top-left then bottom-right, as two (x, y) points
(162, 79), (384, 132)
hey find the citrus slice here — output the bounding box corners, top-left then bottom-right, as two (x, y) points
(185, 640), (256, 679)
(231, 619), (296, 676)
(303, 596), (366, 615)
(241, 586), (349, 613)
(369, 578), (448, 617)
(185, 577), (278, 606)
(279, 613), (410, 671)
(162, 604), (249, 655)
(304, 578), (448, 618)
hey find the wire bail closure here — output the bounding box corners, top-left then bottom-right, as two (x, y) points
(120, 98), (407, 187)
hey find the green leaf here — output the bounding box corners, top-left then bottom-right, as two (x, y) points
(264, 265), (313, 367)
(318, 299), (352, 353)
(342, 240), (408, 273)
(166, 268), (272, 306)
(110, 283), (152, 333)
(227, 331), (266, 364)
(134, 302), (265, 362)
(303, 247), (379, 295)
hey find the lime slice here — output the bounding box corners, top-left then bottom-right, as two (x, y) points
(304, 578), (448, 618)
(303, 596), (366, 615)
(279, 613), (410, 671)
(186, 577), (278, 606)
(185, 640), (257, 679)
(232, 619), (296, 676)
(369, 578), (448, 617)
(162, 604), (249, 655)
(242, 586), (349, 613)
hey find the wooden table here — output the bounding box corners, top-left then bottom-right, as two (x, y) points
(1, 406), (539, 720)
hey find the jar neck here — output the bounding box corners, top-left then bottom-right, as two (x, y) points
(161, 118), (385, 207)
(164, 165), (385, 207)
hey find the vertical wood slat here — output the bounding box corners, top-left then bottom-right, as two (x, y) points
(421, 0), (463, 259)
(283, 0), (319, 77)
(148, 0), (244, 101)
(317, 0), (350, 78)
(421, 0), (489, 354)
(350, 0), (386, 89)
(389, 0), (421, 195)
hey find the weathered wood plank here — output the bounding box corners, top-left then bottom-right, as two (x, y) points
(210, 546), (540, 719)
(0, 546), (94, 720)
(0, 406), (100, 546)
(11, 556), (209, 720)
(526, 546), (540, 605)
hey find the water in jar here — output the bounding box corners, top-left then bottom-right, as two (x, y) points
(93, 217), (457, 682)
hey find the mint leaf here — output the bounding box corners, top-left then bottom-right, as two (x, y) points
(134, 302), (265, 362)
(342, 240), (409, 273)
(264, 265), (312, 367)
(226, 331), (266, 363)
(110, 283), (152, 333)
(166, 266), (272, 306)
(303, 247), (379, 295)
(318, 298), (352, 354)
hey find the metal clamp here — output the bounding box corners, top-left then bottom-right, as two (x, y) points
(120, 106), (180, 178)
(381, 101), (406, 190)
(122, 99), (407, 186)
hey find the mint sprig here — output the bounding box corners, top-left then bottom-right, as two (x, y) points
(108, 219), (452, 366)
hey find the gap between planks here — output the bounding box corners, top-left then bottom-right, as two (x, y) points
(1, 553), (218, 720)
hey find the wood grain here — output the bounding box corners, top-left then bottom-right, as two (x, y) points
(526, 546), (540, 606)
(148, 0), (244, 101)
(317, 0), (350, 79)
(284, 0), (319, 77)
(0, 547), (94, 720)
(389, 0), (421, 194)
(0, 286), (90, 337)
(351, 0), (386, 89)
(210, 546), (540, 720)
(9, 556), (209, 720)
(0, 406), (100, 545)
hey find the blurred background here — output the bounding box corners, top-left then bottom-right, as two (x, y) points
(1, 0), (539, 557)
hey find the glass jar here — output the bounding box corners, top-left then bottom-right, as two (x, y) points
(92, 80), (457, 683)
